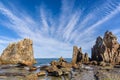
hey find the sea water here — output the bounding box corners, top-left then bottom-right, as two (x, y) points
(34, 58), (72, 67)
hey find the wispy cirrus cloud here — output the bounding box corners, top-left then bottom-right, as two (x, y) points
(72, 1), (120, 42)
(40, 7), (49, 35)
(0, 1), (73, 58)
(0, 0), (120, 58)
(63, 11), (81, 41)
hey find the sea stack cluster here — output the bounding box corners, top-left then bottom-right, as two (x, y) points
(71, 31), (120, 66)
(92, 31), (120, 65)
(72, 46), (89, 65)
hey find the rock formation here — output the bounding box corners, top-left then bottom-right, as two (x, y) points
(92, 31), (120, 64)
(0, 38), (36, 66)
(45, 57), (71, 76)
(72, 46), (89, 64)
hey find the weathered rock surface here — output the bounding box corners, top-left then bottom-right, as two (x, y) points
(72, 46), (89, 65)
(94, 67), (120, 80)
(0, 38), (36, 66)
(25, 74), (38, 80)
(92, 31), (120, 64)
(37, 71), (46, 77)
(46, 57), (72, 77)
(29, 66), (37, 71)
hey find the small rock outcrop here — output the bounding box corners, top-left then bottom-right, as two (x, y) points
(37, 71), (46, 77)
(0, 38), (36, 66)
(92, 31), (120, 64)
(46, 57), (71, 77)
(71, 46), (89, 65)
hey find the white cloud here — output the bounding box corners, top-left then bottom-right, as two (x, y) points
(63, 11), (81, 41)
(40, 7), (49, 35)
(0, 1), (120, 58)
(74, 3), (120, 43)
(69, 14), (94, 42)
(0, 2), (74, 58)
(56, 0), (76, 39)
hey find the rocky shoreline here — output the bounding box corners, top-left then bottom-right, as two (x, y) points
(0, 63), (120, 80)
(0, 31), (120, 80)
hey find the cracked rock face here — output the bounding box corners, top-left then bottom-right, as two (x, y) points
(92, 31), (120, 64)
(72, 46), (89, 64)
(0, 38), (36, 66)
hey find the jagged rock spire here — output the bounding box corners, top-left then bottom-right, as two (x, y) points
(92, 31), (120, 64)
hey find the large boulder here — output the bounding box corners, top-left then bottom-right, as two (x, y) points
(92, 31), (120, 64)
(0, 38), (36, 66)
(71, 46), (89, 64)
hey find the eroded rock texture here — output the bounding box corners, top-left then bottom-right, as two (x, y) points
(0, 38), (36, 66)
(45, 57), (71, 77)
(72, 46), (89, 64)
(92, 31), (120, 64)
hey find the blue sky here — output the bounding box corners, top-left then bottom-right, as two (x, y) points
(0, 0), (120, 58)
